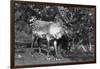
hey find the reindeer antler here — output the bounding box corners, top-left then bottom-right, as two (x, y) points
(57, 6), (74, 24)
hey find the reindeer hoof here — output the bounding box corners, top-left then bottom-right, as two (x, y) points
(54, 56), (62, 60)
(46, 57), (51, 60)
(55, 58), (61, 61)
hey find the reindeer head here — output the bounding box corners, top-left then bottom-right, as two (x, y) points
(28, 16), (37, 26)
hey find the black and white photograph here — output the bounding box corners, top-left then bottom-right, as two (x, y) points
(11, 0), (96, 68)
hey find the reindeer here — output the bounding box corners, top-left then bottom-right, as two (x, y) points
(29, 15), (72, 60)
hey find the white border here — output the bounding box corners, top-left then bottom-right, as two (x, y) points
(0, 0), (100, 69)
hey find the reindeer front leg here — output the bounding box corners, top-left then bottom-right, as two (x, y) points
(46, 36), (51, 60)
(31, 36), (40, 56)
(31, 35), (34, 49)
(54, 40), (58, 59)
(31, 35), (34, 56)
(54, 40), (57, 56)
(54, 40), (61, 60)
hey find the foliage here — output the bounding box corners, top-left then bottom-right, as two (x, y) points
(15, 3), (95, 53)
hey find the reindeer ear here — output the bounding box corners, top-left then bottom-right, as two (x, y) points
(65, 30), (69, 34)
